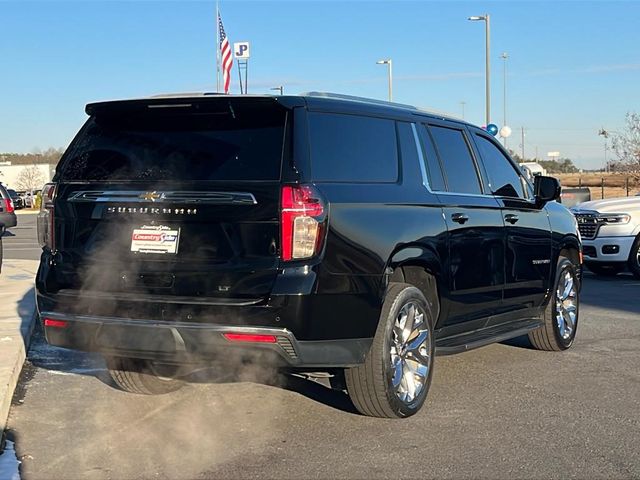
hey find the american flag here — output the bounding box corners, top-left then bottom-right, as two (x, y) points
(218, 12), (233, 94)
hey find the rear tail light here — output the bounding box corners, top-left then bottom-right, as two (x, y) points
(280, 185), (326, 261)
(37, 183), (57, 250)
(3, 198), (14, 214)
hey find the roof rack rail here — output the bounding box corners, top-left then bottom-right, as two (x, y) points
(301, 91), (460, 120)
(302, 91), (418, 110)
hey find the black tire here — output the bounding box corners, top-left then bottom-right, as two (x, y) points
(529, 256), (579, 351)
(627, 236), (640, 280)
(106, 357), (185, 395)
(585, 262), (625, 277)
(345, 282), (435, 418)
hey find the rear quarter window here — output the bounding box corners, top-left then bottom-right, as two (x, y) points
(308, 112), (398, 183)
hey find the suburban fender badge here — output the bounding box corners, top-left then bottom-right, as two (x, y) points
(532, 259), (551, 265)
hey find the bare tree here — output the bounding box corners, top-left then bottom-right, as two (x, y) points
(610, 112), (640, 178)
(16, 165), (46, 191)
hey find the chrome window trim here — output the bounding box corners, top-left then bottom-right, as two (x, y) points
(410, 123), (433, 193)
(435, 191), (497, 199)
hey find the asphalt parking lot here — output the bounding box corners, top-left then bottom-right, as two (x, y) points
(5, 265), (640, 479)
(2, 213), (40, 261)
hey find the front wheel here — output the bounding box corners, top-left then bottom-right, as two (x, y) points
(529, 256), (579, 351)
(106, 357), (186, 395)
(345, 283), (435, 418)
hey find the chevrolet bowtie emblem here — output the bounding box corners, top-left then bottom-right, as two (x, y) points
(139, 191), (162, 202)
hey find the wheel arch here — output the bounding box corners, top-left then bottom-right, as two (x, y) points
(385, 246), (443, 325)
(555, 234), (582, 289)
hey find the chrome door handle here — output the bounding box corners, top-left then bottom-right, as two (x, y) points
(451, 213), (469, 224)
(505, 214), (519, 224)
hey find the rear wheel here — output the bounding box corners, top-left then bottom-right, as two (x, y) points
(106, 357), (185, 395)
(627, 236), (640, 280)
(585, 262), (625, 277)
(345, 282), (435, 418)
(529, 256), (579, 351)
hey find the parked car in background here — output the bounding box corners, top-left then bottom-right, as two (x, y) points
(7, 189), (24, 209)
(17, 191), (34, 208)
(572, 196), (640, 278)
(0, 183), (18, 234)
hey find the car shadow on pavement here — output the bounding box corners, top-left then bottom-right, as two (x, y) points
(184, 365), (359, 415)
(501, 335), (534, 350)
(580, 272), (640, 315)
(27, 320), (117, 388)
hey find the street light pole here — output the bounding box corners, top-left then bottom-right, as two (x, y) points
(460, 101), (466, 120)
(468, 14), (491, 126)
(599, 128), (611, 172)
(501, 52), (508, 147)
(376, 59), (393, 101)
(270, 86), (284, 95)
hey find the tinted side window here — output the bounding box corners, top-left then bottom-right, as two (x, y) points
(428, 125), (482, 194)
(418, 125), (446, 191)
(309, 113), (398, 183)
(474, 134), (525, 198)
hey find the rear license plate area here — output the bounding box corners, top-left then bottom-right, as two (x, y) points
(131, 225), (180, 254)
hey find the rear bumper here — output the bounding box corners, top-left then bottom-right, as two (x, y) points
(39, 311), (372, 368)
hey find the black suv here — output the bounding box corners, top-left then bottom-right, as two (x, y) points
(36, 93), (582, 418)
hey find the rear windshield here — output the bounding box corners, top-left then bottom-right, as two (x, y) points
(59, 104), (287, 182)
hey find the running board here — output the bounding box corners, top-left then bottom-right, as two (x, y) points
(435, 318), (543, 355)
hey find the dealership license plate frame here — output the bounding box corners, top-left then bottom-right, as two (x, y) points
(130, 225), (181, 255)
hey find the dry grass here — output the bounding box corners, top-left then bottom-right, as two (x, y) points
(556, 173), (640, 200)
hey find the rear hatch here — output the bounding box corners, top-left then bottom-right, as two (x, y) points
(50, 97), (292, 302)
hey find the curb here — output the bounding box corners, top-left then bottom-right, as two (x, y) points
(0, 314), (34, 431)
(0, 260), (39, 437)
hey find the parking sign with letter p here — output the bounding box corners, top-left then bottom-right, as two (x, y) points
(234, 42), (250, 59)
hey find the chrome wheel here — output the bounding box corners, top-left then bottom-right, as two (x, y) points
(390, 301), (432, 405)
(555, 268), (578, 341)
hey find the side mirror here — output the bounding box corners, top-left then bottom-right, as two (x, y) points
(534, 175), (561, 205)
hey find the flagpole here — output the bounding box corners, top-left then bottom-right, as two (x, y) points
(216, 0), (220, 93)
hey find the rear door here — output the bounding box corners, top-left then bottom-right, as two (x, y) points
(423, 122), (505, 329)
(469, 130), (552, 311)
(52, 98), (292, 300)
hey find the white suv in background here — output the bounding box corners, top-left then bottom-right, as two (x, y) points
(572, 197), (640, 278)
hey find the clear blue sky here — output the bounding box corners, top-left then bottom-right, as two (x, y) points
(1, 0), (639, 169)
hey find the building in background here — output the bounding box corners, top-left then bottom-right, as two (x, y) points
(0, 162), (55, 191)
